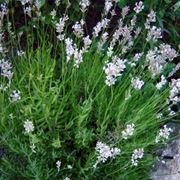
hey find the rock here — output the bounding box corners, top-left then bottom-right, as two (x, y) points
(151, 136), (180, 180)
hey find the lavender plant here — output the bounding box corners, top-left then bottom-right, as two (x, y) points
(0, 0), (179, 179)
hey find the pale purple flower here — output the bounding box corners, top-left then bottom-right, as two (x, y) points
(24, 120), (34, 133)
(134, 1), (144, 14)
(155, 125), (173, 143)
(156, 75), (167, 90)
(9, 90), (21, 102)
(93, 141), (121, 168)
(122, 124), (135, 140)
(80, 0), (90, 13)
(131, 148), (144, 166)
(131, 77), (144, 90)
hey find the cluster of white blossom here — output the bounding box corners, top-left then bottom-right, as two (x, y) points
(131, 77), (144, 90)
(131, 148), (144, 166)
(73, 49), (83, 68)
(108, 4), (141, 56)
(146, 26), (162, 42)
(155, 125), (173, 143)
(145, 10), (156, 29)
(23, 119), (34, 133)
(133, 1), (144, 14)
(133, 53), (143, 62)
(159, 43), (178, 61)
(65, 36), (91, 68)
(80, 0), (90, 13)
(93, 141), (121, 168)
(0, 59), (13, 80)
(23, 4), (32, 17)
(9, 90), (21, 102)
(121, 6), (130, 19)
(50, 9), (56, 20)
(65, 38), (75, 62)
(56, 15), (69, 41)
(0, 59), (13, 91)
(72, 20), (84, 38)
(104, 0), (113, 15)
(156, 75), (167, 90)
(146, 44), (178, 77)
(103, 56), (127, 86)
(169, 79), (180, 104)
(17, 50), (25, 57)
(93, 18), (110, 37)
(20, 0), (32, 6)
(82, 35), (92, 52)
(122, 124), (135, 140)
(56, 160), (61, 172)
(146, 48), (166, 77)
(0, 3), (8, 29)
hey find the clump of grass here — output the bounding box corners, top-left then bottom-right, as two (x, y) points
(0, 0), (179, 179)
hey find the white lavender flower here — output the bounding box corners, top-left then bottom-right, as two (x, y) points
(17, 50), (25, 56)
(93, 18), (110, 37)
(56, 160), (61, 172)
(146, 48), (166, 77)
(130, 15), (137, 28)
(133, 53), (143, 62)
(56, 15), (69, 41)
(82, 35), (92, 52)
(131, 77), (144, 90)
(9, 90), (21, 102)
(159, 43), (178, 61)
(122, 124), (135, 140)
(24, 6), (32, 17)
(169, 78), (180, 104)
(134, 1), (144, 14)
(20, 0), (31, 6)
(50, 9), (56, 20)
(24, 120), (34, 133)
(104, 0), (113, 15)
(121, 6), (130, 19)
(156, 75), (167, 90)
(65, 38), (75, 62)
(73, 49), (83, 68)
(107, 45), (114, 57)
(131, 148), (144, 166)
(104, 56), (126, 86)
(72, 20), (84, 38)
(145, 10), (156, 29)
(155, 125), (173, 143)
(80, 0), (90, 13)
(0, 3), (8, 16)
(93, 141), (121, 168)
(0, 59), (13, 80)
(146, 26), (162, 42)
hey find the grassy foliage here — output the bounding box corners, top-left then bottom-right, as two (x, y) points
(0, 0), (179, 179)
